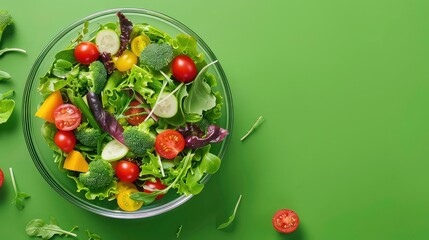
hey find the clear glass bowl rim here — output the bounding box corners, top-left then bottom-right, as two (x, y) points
(22, 7), (233, 219)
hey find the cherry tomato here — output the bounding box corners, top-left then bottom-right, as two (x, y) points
(272, 209), (300, 234)
(74, 42), (99, 65)
(0, 168), (4, 188)
(131, 35), (151, 56)
(53, 104), (82, 131)
(155, 129), (185, 159)
(54, 130), (76, 153)
(117, 188), (143, 211)
(116, 181), (137, 194)
(125, 101), (147, 126)
(143, 179), (167, 200)
(115, 50), (137, 72)
(171, 55), (197, 83)
(115, 160), (140, 183)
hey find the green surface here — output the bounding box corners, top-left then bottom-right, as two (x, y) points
(0, 0), (428, 239)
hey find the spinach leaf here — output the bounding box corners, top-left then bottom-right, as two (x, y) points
(198, 145), (221, 174)
(217, 194), (243, 230)
(55, 49), (77, 64)
(0, 98), (14, 124)
(26, 218), (77, 239)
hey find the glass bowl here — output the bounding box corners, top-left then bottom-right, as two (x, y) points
(22, 8), (233, 219)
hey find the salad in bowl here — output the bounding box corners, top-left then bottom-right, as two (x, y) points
(25, 9), (232, 218)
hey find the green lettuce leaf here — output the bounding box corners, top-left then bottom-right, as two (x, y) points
(183, 61), (218, 116)
(140, 152), (164, 178)
(172, 34), (204, 63)
(69, 175), (117, 201)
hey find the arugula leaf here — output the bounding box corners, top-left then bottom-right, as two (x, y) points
(0, 47), (26, 56)
(0, 70), (10, 81)
(26, 218), (77, 239)
(217, 194), (243, 230)
(9, 168), (31, 210)
(86, 229), (102, 240)
(240, 116), (265, 141)
(183, 61), (218, 115)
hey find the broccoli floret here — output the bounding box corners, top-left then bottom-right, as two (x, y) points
(0, 10), (12, 42)
(78, 60), (107, 94)
(78, 159), (114, 192)
(140, 43), (173, 71)
(74, 124), (102, 147)
(123, 118), (156, 156)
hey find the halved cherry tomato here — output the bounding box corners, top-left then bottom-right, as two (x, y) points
(131, 35), (151, 56)
(171, 55), (197, 83)
(115, 50), (137, 72)
(125, 101), (147, 126)
(54, 130), (76, 153)
(117, 181), (137, 193)
(143, 179), (167, 200)
(74, 42), (99, 65)
(155, 129), (185, 159)
(115, 160), (140, 183)
(0, 168), (4, 188)
(272, 209), (300, 233)
(53, 104), (82, 131)
(117, 188), (143, 211)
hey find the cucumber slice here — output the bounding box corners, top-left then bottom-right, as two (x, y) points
(95, 29), (120, 55)
(153, 92), (178, 118)
(101, 139), (128, 162)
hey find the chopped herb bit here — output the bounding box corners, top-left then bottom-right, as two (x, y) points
(176, 225), (183, 238)
(240, 116), (264, 141)
(217, 194), (243, 230)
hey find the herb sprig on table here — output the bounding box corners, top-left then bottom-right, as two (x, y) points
(0, 10), (26, 124)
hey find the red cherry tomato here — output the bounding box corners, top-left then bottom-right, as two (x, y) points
(272, 209), (300, 234)
(171, 55), (197, 83)
(74, 42), (99, 65)
(143, 178), (167, 200)
(125, 101), (147, 126)
(155, 129), (185, 159)
(54, 130), (76, 153)
(0, 168), (4, 188)
(115, 160), (140, 183)
(53, 104), (82, 131)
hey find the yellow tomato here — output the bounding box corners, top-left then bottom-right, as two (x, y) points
(131, 35), (151, 56)
(117, 189), (143, 212)
(116, 181), (137, 193)
(115, 50), (137, 72)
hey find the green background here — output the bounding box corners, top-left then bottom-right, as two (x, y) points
(1, 0), (428, 239)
